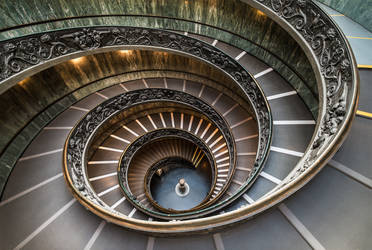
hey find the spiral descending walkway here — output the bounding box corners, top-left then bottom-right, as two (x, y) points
(0, 1), (370, 249)
(1, 37), (318, 248)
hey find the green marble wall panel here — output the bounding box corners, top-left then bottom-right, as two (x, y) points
(316, 0), (372, 32)
(0, 0), (322, 195)
(0, 50), (234, 154)
(0, 17), (318, 116)
(0, 0), (318, 101)
(0, 69), (247, 197)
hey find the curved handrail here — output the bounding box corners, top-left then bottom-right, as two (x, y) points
(247, 0), (358, 191)
(3, 0), (358, 234)
(65, 88), (268, 220)
(118, 129), (217, 217)
(0, 27), (271, 186)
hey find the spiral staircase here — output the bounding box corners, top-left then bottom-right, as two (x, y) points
(0, 0), (370, 249)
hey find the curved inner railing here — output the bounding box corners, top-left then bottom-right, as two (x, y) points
(248, 0), (358, 191)
(0, 27), (272, 181)
(0, 0), (358, 235)
(119, 129), (217, 216)
(65, 88), (268, 219)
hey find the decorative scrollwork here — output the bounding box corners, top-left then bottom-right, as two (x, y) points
(55, 2), (356, 233)
(60, 28), (110, 50)
(118, 129), (217, 217)
(0, 0), (358, 234)
(1, 28), (270, 176)
(65, 89), (247, 216)
(257, 0), (354, 181)
(45, 26), (271, 221)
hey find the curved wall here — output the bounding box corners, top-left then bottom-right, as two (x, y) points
(0, 50), (238, 152)
(0, 0), (328, 204)
(0, 50), (251, 194)
(0, 0), (318, 114)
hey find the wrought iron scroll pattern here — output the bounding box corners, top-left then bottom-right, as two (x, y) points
(5, 1), (357, 232)
(2, 27), (270, 179)
(66, 89), (242, 215)
(118, 129), (217, 217)
(257, 0), (353, 181)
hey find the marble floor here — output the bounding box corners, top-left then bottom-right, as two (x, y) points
(316, 1), (372, 67)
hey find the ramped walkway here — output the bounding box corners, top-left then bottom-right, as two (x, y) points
(316, 1), (372, 68)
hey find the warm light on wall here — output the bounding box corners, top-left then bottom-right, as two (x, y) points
(118, 50), (133, 55)
(256, 10), (265, 16)
(153, 51), (168, 56)
(70, 56), (84, 64)
(18, 77), (30, 86)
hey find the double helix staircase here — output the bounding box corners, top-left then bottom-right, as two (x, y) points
(0, 0), (367, 249)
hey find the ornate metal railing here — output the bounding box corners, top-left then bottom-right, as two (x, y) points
(246, 0), (358, 191)
(65, 88), (269, 219)
(118, 129), (217, 216)
(1, 27), (272, 195)
(2, 0), (359, 234)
